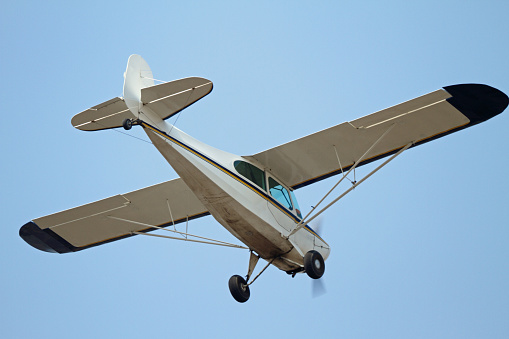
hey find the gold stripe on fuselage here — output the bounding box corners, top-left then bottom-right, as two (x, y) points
(141, 122), (327, 244)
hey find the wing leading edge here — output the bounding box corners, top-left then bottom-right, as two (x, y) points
(20, 179), (210, 253)
(248, 84), (508, 189)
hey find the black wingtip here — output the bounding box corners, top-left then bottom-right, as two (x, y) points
(444, 84), (509, 125)
(19, 222), (74, 253)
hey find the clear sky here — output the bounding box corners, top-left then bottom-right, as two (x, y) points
(2, 1), (508, 338)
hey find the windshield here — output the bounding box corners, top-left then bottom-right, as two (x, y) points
(290, 190), (302, 218)
(268, 177), (294, 210)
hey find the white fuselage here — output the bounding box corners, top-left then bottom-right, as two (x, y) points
(140, 116), (330, 272)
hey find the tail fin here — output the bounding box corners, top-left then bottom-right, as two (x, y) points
(71, 55), (213, 131)
(123, 54), (155, 118)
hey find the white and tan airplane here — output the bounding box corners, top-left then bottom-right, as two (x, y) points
(20, 55), (508, 302)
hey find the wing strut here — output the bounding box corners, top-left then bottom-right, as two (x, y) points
(289, 138), (413, 237)
(289, 123), (398, 237)
(107, 216), (248, 249)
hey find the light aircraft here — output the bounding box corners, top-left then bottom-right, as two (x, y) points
(20, 55), (508, 303)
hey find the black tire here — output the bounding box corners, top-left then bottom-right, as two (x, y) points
(122, 118), (133, 130)
(304, 250), (325, 279)
(228, 275), (250, 303)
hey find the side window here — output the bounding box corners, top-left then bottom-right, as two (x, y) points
(268, 177), (293, 210)
(234, 160), (266, 190)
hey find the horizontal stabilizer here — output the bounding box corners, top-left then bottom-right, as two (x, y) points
(142, 77), (213, 120)
(71, 97), (131, 131)
(71, 77), (213, 131)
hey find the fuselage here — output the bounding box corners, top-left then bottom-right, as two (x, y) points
(139, 115), (330, 272)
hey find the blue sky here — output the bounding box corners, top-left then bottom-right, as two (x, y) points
(2, 1), (509, 338)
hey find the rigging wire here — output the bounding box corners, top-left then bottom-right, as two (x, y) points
(111, 127), (153, 144)
(90, 119), (154, 145)
(167, 85), (195, 135)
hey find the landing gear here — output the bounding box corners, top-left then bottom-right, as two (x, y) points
(228, 275), (250, 303)
(304, 250), (325, 279)
(229, 251), (274, 303)
(122, 118), (133, 130)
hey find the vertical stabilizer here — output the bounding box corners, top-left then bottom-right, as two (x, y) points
(123, 54), (155, 118)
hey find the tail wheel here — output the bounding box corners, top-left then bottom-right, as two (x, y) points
(228, 275), (250, 303)
(122, 118), (133, 130)
(304, 250), (325, 279)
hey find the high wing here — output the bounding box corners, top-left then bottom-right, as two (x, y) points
(247, 84), (508, 189)
(20, 179), (210, 253)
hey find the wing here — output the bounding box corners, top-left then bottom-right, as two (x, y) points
(71, 77), (213, 131)
(20, 179), (210, 253)
(248, 84), (508, 189)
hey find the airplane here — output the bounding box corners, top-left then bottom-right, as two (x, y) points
(19, 55), (508, 303)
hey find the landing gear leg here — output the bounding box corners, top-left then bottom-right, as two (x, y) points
(228, 251), (274, 303)
(229, 251), (258, 303)
(246, 251), (260, 282)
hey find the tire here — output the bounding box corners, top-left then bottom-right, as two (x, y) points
(228, 275), (250, 303)
(122, 119), (133, 130)
(304, 250), (325, 279)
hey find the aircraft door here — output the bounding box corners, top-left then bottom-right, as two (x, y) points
(266, 176), (297, 232)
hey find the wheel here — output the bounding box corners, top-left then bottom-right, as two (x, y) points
(304, 250), (325, 279)
(228, 275), (250, 303)
(122, 118), (133, 130)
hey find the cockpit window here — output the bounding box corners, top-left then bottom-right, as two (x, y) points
(234, 160), (266, 190)
(268, 177), (293, 210)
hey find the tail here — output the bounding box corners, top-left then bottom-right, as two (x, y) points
(123, 54), (156, 119)
(71, 55), (213, 131)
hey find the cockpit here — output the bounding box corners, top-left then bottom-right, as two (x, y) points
(234, 160), (302, 219)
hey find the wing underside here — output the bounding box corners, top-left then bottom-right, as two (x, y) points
(248, 84), (508, 189)
(20, 179), (209, 253)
